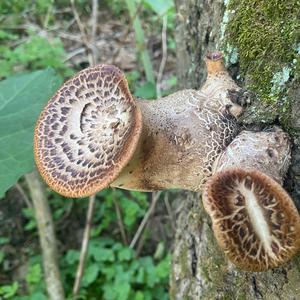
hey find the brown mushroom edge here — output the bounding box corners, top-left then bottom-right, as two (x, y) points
(34, 65), (142, 198)
(203, 168), (300, 272)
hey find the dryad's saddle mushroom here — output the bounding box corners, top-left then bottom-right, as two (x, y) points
(34, 52), (300, 272)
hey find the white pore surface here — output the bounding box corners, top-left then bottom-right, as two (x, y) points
(239, 180), (276, 259)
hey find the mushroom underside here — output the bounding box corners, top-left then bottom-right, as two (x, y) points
(203, 168), (300, 272)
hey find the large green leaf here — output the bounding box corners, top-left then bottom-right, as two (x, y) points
(0, 69), (62, 197)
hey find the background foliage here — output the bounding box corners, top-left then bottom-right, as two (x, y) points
(0, 0), (177, 299)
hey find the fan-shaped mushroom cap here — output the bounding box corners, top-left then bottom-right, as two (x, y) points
(203, 168), (300, 271)
(34, 65), (142, 198)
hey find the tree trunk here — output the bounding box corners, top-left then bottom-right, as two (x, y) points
(170, 0), (300, 299)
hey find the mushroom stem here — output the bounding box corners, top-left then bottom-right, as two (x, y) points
(111, 53), (243, 192)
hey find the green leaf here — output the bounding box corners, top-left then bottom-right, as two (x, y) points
(134, 291), (144, 300)
(0, 282), (19, 298)
(30, 292), (48, 300)
(82, 264), (99, 286)
(103, 283), (117, 300)
(90, 246), (115, 262)
(0, 69), (62, 197)
(143, 0), (174, 16)
(134, 82), (156, 99)
(117, 247), (133, 261)
(155, 254), (171, 279)
(26, 264), (42, 285)
(115, 282), (130, 300)
(65, 250), (80, 265)
(121, 198), (144, 227)
(0, 237), (10, 245)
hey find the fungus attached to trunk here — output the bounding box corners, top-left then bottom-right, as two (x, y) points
(203, 128), (300, 271)
(34, 65), (142, 197)
(34, 52), (300, 271)
(34, 53), (243, 196)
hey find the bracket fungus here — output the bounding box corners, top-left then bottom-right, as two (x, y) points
(203, 129), (300, 271)
(34, 52), (300, 271)
(34, 52), (242, 196)
(34, 65), (142, 197)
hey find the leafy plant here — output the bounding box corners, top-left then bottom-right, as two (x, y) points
(0, 2), (175, 299)
(0, 69), (62, 197)
(0, 282), (19, 299)
(0, 34), (73, 79)
(62, 239), (170, 300)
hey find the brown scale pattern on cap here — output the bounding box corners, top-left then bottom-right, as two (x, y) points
(34, 65), (142, 197)
(203, 168), (300, 272)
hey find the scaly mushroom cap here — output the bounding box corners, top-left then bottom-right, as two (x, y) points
(34, 65), (142, 198)
(203, 168), (300, 272)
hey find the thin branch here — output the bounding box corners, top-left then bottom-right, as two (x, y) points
(70, 0), (93, 65)
(156, 15), (168, 98)
(65, 47), (87, 62)
(91, 0), (99, 65)
(73, 194), (96, 297)
(135, 221), (150, 257)
(164, 192), (176, 231)
(70, 0), (88, 44)
(129, 191), (162, 249)
(15, 182), (33, 209)
(25, 170), (65, 300)
(113, 189), (128, 245)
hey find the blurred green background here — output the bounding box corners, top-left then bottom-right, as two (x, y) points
(0, 1), (178, 299)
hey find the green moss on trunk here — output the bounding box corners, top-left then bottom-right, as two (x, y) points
(224, 0), (299, 103)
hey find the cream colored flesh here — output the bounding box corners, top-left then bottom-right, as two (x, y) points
(238, 180), (276, 259)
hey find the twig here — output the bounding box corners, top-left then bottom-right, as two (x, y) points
(70, 0), (88, 44)
(112, 189), (128, 245)
(25, 170), (65, 300)
(70, 0), (93, 66)
(65, 47), (87, 62)
(91, 0), (98, 64)
(129, 191), (162, 249)
(72, 2), (99, 296)
(156, 15), (168, 98)
(73, 194), (96, 297)
(135, 221), (150, 257)
(57, 31), (83, 43)
(90, 0), (99, 65)
(163, 192), (176, 231)
(15, 182), (33, 209)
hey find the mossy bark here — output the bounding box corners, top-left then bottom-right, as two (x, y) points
(170, 0), (300, 299)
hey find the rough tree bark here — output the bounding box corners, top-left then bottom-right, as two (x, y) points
(170, 0), (300, 299)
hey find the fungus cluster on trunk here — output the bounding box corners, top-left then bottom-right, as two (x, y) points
(34, 52), (300, 272)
